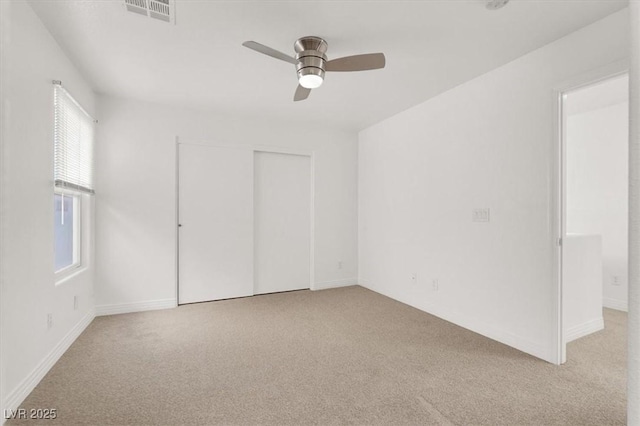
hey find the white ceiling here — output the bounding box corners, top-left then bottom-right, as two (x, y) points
(29, 0), (627, 131)
(566, 73), (629, 116)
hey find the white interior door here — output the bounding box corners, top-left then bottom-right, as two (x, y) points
(254, 151), (311, 295)
(178, 143), (253, 304)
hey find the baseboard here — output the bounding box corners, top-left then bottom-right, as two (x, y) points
(95, 298), (177, 316)
(565, 317), (605, 342)
(313, 278), (358, 290)
(422, 300), (549, 362)
(3, 309), (95, 420)
(358, 281), (550, 362)
(603, 297), (628, 312)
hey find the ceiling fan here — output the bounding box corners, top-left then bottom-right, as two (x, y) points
(242, 36), (386, 102)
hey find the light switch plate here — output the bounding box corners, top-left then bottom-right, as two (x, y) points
(473, 208), (490, 222)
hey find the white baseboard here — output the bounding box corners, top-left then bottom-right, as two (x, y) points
(3, 309), (95, 419)
(358, 281), (550, 362)
(603, 297), (628, 312)
(313, 278), (358, 290)
(422, 300), (548, 362)
(565, 317), (605, 343)
(95, 298), (177, 316)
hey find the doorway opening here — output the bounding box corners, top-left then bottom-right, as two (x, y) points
(559, 72), (629, 363)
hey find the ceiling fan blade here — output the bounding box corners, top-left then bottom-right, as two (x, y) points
(325, 53), (386, 72)
(294, 85), (311, 102)
(242, 41), (297, 65)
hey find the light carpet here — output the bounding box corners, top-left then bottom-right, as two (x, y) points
(8, 286), (626, 425)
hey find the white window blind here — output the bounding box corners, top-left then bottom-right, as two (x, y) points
(54, 83), (95, 194)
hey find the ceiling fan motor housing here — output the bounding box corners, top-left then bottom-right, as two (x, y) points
(295, 36), (328, 82)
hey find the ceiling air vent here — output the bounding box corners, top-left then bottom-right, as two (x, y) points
(125, 0), (174, 23)
(148, 0), (171, 22)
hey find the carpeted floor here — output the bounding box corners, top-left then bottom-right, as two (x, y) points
(8, 286), (626, 425)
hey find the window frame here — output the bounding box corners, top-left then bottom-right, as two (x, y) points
(52, 82), (95, 284)
(54, 188), (83, 282)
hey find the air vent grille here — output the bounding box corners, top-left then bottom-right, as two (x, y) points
(149, 0), (170, 22)
(125, 0), (147, 15)
(125, 0), (174, 23)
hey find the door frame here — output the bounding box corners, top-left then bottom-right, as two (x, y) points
(175, 138), (315, 305)
(552, 60), (628, 365)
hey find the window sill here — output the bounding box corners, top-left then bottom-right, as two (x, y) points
(55, 265), (89, 286)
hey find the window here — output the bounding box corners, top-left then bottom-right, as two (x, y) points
(53, 82), (95, 276)
(54, 192), (80, 272)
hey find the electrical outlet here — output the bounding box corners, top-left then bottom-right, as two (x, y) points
(47, 313), (53, 330)
(338, 260), (343, 270)
(472, 208), (490, 222)
(411, 273), (417, 284)
(612, 276), (620, 286)
(74, 295), (78, 310)
(432, 279), (439, 291)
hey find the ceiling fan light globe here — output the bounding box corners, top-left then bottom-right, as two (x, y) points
(299, 74), (323, 89)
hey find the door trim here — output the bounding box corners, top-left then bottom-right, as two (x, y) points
(551, 60), (628, 365)
(175, 136), (180, 306)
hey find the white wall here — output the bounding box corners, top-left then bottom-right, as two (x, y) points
(94, 96), (358, 311)
(566, 101), (629, 311)
(0, 0), (96, 415)
(358, 9), (629, 362)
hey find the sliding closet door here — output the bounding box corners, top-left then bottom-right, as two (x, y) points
(178, 143), (253, 304)
(254, 151), (311, 295)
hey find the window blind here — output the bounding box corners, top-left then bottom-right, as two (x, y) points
(54, 83), (95, 194)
